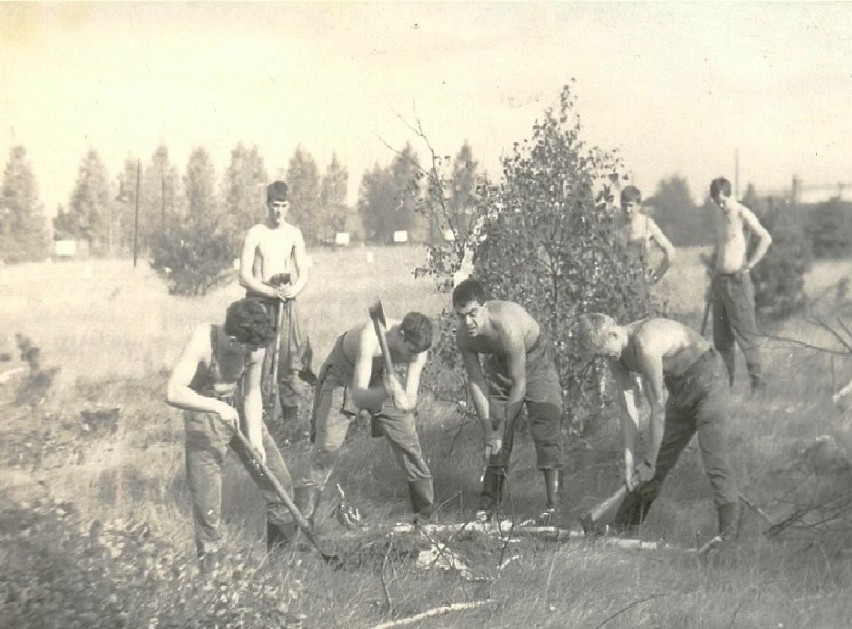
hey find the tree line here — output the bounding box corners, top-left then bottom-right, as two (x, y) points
(0, 140), (483, 266)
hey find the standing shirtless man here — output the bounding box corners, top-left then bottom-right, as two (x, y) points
(453, 279), (565, 523)
(618, 185), (676, 283)
(706, 177), (772, 392)
(239, 181), (312, 426)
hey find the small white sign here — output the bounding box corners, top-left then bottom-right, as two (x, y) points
(55, 240), (77, 257)
(393, 230), (409, 243)
(334, 232), (350, 246)
(443, 229), (455, 242)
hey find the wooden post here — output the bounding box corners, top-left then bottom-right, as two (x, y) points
(133, 159), (141, 268)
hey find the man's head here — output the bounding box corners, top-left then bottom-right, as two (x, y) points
(710, 177), (733, 208)
(224, 298), (276, 350)
(452, 278), (488, 336)
(266, 180), (289, 225)
(575, 313), (626, 359)
(398, 312), (434, 354)
(620, 185), (642, 216)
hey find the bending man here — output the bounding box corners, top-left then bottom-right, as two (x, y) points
(575, 313), (740, 539)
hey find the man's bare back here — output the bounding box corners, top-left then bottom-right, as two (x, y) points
(618, 318), (710, 379)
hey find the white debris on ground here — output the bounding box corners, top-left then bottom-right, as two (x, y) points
(415, 540), (472, 579)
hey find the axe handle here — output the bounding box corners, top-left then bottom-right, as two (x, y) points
(371, 317), (395, 376)
(271, 299), (287, 385)
(700, 291), (712, 337)
(231, 431), (335, 562)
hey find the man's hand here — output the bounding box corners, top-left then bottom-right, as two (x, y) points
(626, 459), (655, 491)
(216, 403), (240, 433)
(383, 373), (410, 410)
(250, 436), (267, 465)
(485, 430), (503, 456)
(276, 285), (297, 300)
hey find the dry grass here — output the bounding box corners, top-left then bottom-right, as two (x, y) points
(3, 246), (852, 627)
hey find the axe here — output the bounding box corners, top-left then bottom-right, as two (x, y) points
(368, 299), (395, 375)
(232, 431), (341, 567)
(580, 486), (628, 536)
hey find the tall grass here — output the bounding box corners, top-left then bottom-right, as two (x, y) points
(3, 246), (852, 627)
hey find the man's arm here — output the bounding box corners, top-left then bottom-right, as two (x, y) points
(739, 205), (772, 272)
(351, 326), (388, 411)
(238, 226), (277, 298)
(610, 360), (641, 488)
(458, 339), (490, 437)
(647, 217), (676, 281)
(166, 326), (239, 424)
(502, 332), (527, 431)
(633, 340), (667, 474)
(241, 348), (267, 464)
(383, 350), (426, 413)
(281, 228), (309, 299)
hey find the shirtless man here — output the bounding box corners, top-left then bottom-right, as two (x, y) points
(239, 180), (312, 425)
(706, 177), (772, 392)
(453, 278), (565, 523)
(575, 313), (740, 539)
(293, 311), (434, 523)
(619, 185), (676, 283)
(166, 298), (297, 571)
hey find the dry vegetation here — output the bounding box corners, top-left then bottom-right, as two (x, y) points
(3, 246), (852, 628)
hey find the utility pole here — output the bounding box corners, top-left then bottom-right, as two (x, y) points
(133, 159), (141, 268)
(161, 167), (166, 230)
(734, 148), (740, 199)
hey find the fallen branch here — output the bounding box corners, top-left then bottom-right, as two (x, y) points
(370, 599), (498, 629)
(593, 593), (665, 629)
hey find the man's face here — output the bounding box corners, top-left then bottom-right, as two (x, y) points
(622, 200), (641, 217)
(226, 334), (261, 356)
(712, 192), (731, 211)
(267, 199), (289, 225)
(454, 300), (486, 336)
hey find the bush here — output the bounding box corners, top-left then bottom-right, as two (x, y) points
(803, 197), (852, 259)
(149, 223), (235, 296)
(416, 84), (654, 426)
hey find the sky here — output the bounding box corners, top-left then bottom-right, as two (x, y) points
(1, 2), (851, 214)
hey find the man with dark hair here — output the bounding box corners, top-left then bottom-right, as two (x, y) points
(239, 180), (313, 430)
(452, 278), (565, 523)
(292, 310), (435, 522)
(706, 176), (772, 392)
(574, 313), (740, 541)
(618, 185), (675, 283)
(166, 298), (297, 571)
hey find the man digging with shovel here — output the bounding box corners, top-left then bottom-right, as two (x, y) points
(167, 298), (334, 572)
(575, 313), (740, 544)
(292, 304), (435, 526)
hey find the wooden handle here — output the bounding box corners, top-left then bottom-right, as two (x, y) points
(371, 316), (395, 375)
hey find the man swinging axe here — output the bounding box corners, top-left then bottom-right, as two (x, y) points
(575, 313), (740, 543)
(239, 180), (315, 430)
(291, 301), (435, 526)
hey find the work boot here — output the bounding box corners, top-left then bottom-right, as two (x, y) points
(294, 484), (321, 528)
(717, 501), (740, 539)
(408, 478), (435, 521)
(543, 469), (561, 510)
(267, 520), (293, 553)
(478, 468), (505, 519)
(748, 366), (766, 395)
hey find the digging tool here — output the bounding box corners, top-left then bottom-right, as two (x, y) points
(268, 273), (292, 388)
(700, 290), (712, 337)
(368, 299), (395, 375)
(231, 431), (341, 567)
(580, 485), (629, 536)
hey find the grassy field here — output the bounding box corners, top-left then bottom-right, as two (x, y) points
(3, 246), (852, 628)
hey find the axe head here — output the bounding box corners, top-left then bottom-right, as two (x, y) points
(368, 299), (387, 327)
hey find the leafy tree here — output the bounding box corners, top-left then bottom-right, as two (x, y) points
(222, 143), (267, 241)
(113, 157), (142, 255)
(803, 196), (852, 258)
(144, 145), (181, 240)
(0, 145), (47, 262)
(60, 149), (112, 255)
(645, 175), (708, 246)
(416, 84), (653, 425)
(740, 185), (811, 321)
(149, 147), (233, 296)
(286, 146), (323, 243)
(357, 144), (422, 243)
(321, 154), (350, 234)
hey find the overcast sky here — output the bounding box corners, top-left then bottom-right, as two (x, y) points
(2, 2), (850, 213)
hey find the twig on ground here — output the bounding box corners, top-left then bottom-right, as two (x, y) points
(380, 536), (394, 614)
(370, 600), (499, 629)
(739, 494), (776, 527)
(593, 593), (666, 629)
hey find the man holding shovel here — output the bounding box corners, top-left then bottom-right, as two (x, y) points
(575, 313), (740, 541)
(166, 298), (301, 571)
(239, 180), (313, 431)
(452, 278), (565, 524)
(292, 307), (435, 525)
